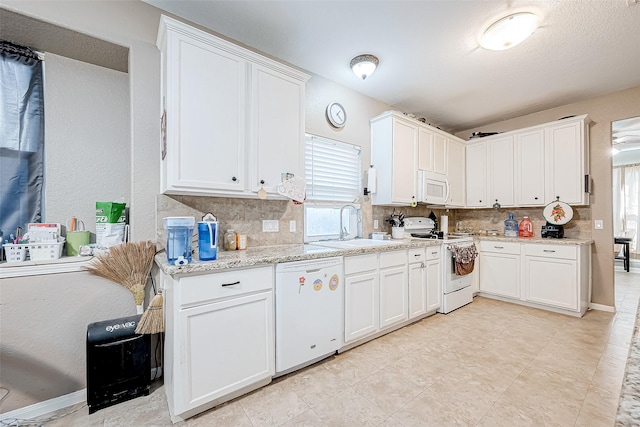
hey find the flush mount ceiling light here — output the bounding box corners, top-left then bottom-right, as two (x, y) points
(481, 12), (539, 51)
(350, 54), (379, 80)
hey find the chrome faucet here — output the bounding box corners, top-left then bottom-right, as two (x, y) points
(339, 204), (357, 240)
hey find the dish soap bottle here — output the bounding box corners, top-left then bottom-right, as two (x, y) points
(518, 216), (533, 238)
(504, 213), (518, 237)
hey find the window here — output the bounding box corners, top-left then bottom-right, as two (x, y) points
(0, 41), (45, 244)
(304, 134), (361, 242)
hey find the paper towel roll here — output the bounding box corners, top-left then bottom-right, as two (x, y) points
(367, 166), (377, 194)
(440, 215), (448, 233)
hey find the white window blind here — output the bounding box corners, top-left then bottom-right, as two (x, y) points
(305, 134), (361, 202)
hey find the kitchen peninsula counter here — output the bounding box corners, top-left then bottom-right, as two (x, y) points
(156, 239), (442, 276)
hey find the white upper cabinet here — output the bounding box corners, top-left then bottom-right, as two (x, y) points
(465, 140), (487, 207)
(488, 135), (515, 207)
(418, 127), (435, 172)
(446, 138), (466, 207)
(515, 128), (546, 206)
(371, 112), (418, 206)
(467, 114), (590, 208)
(433, 132), (448, 175)
(250, 64), (305, 194)
(158, 16), (309, 197)
(546, 117), (590, 205)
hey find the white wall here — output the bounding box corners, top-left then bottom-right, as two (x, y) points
(44, 53), (130, 234)
(0, 0), (162, 413)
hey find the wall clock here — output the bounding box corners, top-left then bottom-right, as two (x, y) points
(326, 102), (347, 128)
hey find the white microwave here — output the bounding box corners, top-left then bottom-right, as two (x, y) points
(419, 171), (449, 205)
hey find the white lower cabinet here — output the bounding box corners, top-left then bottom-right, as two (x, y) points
(344, 254), (379, 344)
(344, 270), (379, 343)
(476, 240), (590, 316)
(408, 249), (428, 319)
(379, 251), (409, 329)
(425, 246), (442, 313)
(163, 266), (274, 422)
(524, 244), (581, 311)
(478, 241), (521, 299)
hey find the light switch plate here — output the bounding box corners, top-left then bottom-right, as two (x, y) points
(594, 219), (603, 230)
(289, 220), (296, 232)
(262, 220), (279, 232)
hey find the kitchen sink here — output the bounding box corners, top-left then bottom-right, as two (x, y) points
(313, 239), (401, 249)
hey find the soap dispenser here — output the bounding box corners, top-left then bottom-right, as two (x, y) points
(504, 213), (518, 237)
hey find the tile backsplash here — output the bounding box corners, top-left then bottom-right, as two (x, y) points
(157, 194), (592, 251)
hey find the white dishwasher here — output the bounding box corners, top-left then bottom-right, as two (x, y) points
(275, 256), (343, 375)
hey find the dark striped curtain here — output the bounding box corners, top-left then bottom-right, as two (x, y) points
(0, 41), (44, 243)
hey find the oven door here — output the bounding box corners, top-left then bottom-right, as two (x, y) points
(419, 171), (450, 204)
(443, 244), (474, 294)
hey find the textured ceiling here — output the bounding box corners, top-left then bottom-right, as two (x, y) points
(144, 0), (640, 132)
(0, 7), (129, 73)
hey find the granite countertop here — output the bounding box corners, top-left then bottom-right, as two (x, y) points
(155, 239), (441, 276)
(473, 235), (594, 246)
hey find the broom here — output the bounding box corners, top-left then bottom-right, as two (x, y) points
(135, 290), (164, 334)
(85, 241), (156, 315)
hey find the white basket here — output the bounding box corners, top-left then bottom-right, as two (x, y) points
(28, 241), (65, 261)
(3, 244), (28, 263)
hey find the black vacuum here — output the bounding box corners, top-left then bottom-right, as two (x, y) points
(86, 314), (151, 414)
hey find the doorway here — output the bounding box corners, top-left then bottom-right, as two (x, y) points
(612, 116), (640, 308)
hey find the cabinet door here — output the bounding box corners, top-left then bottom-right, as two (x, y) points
(251, 64), (305, 193)
(433, 133), (447, 175)
(379, 265), (409, 329)
(479, 253), (520, 299)
(418, 127), (434, 172)
(408, 261), (427, 319)
(391, 119), (418, 204)
(165, 31), (246, 193)
(177, 291), (274, 412)
(515, 128), (545, 206)
(344, 271), (379, 343)
(446, 139), (465, 207)
(465, 141), (487, 207)
(546, 120), (586, 204)
(488, 135), (514, 207)
(524, 257), (578, 310)
(425, 258), (442, 312)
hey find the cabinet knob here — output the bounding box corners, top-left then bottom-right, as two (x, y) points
(232, 176), (237, 182)
(534, 196), (538, 200)
(260, 180), (265, 185)
(479, 200), (482, 203)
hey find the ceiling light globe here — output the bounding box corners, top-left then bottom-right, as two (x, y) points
(350, 54), (379, 80)
(481, 12), (539, 51)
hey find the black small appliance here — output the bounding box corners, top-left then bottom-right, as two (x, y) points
(86, 314), (151, 414)
(541, 224), (564, 239)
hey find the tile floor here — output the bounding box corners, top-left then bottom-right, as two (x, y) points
(47, 269), (639, 426)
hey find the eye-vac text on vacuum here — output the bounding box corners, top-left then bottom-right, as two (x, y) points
(105, 321), (136, 332)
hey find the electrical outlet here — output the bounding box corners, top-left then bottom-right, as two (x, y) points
(262, 220), (279, 232)
(373, 220), (379, 229)
(594, 219), (603, 230)
(290, 220), (296, 232)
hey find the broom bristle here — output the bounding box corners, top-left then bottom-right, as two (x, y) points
(86, 241), (156, 306)
(136, 293), (164, 334)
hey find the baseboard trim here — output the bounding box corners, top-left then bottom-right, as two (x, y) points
(0, 389), (86, 423)
(590, 302), (616, 313)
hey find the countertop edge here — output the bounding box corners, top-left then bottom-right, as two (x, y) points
(155, 240), (441, 276)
